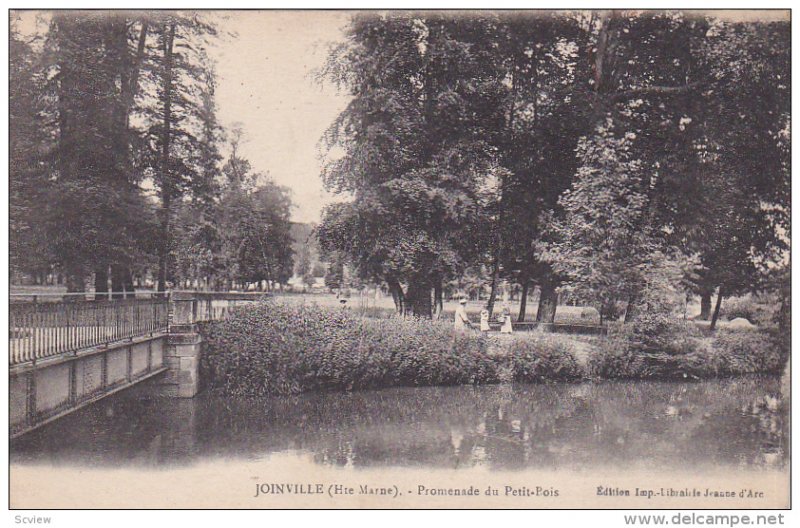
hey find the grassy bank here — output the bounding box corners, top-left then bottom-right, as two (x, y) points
(199, 301), (786, 396)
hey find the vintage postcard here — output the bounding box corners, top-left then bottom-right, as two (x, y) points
(7, 7), (791, 511)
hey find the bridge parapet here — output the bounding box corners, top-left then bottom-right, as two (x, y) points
(171, 290), (268, 324)
(9, 297), (169, 366)
(9, 291), (269, 438)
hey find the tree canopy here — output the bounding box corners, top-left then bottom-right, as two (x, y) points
(318, 11), (789, 322)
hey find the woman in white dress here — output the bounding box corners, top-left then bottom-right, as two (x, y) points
(500, 302), (513, 334)
(454, 298), (471, 330)
(479, 309), (490, 332)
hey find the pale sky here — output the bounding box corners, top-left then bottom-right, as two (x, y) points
(210, 11), (352, 224)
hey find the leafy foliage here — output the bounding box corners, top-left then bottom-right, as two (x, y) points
(9, 19), (54, 277)
(710, 330), (785, 375)
(200, 301), (590, 396)
(507, 335), (583, 383)
(588, 323), (785, 379)
(719, 296), (767, 324)
(201, 301), (501, 395)
(317, 14), (507, 317)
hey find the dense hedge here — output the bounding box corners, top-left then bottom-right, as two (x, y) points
(587, 319), (786, 380)
(719, 295), (775, 325)
(199, 301), (785, 395)
(709, 329), (786, 375)
(200, 301), (511, 396)
(506, 335), (583, 383)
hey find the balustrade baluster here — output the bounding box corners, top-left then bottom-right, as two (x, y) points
(42, 308), (47, 358)
(20, 310), (26, 362)
(44, 308), (50, 357)
(63, 304), (69, 354)
(20, 310), (26, 363)
(91, 303), (97, 347)
(34, 309), (41, 360)
(81, 304), (86, 349)
(11, 310), (18, 364)
(21, 310), (27, 363)
(77, 304), (82, 350)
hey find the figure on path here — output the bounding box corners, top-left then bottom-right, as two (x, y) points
(480, 309), (490, 332)
(500, 302), (513, 334)
(454, 298), (472, 330)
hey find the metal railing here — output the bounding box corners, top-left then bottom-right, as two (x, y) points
(9, 297), (169, 366)
(9, 291), (163, 303)
(8, 290), (271, 366)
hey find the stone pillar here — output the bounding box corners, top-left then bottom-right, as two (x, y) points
(156, 296), (203, 398)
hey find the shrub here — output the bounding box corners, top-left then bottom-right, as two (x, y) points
(587, 333), (647, 379)
(711, 329), (785, 375)
(201, 300), (501, 396)
(587, 316), (786, 380)
(719, 296), (767, 324)
(507, 335), (583, 382)
(201, 301), (785, 395)
(622, 312), (702, 355)
(587, 315), (707, 379)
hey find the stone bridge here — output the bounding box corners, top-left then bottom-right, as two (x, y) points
(9, 292), (264, 438)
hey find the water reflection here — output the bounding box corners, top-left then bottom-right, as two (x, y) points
(11, 377), (788, 472)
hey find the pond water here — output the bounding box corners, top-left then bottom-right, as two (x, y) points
(11, 376), (788, 473)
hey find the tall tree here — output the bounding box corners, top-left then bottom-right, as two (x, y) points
(211, 133), (295, 291)
(9, 17), (52, 280)
(45, 12), (150, 295)
(317, 13), (505, 317)
(492, 12), (591, 322)
(136, 11), (219, 292)
(546, 11), (789, 325)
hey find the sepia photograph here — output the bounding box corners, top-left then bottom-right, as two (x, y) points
(6, 6), (791, 511)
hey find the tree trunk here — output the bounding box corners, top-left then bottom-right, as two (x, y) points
(123, 21), (148, 127)
(486, 255), (500, 319)
(94, 266), (109, 300)
(387, 279), (404, 314)
(536, 279), (558, 323)
(156, 24), (176, 295)
(157, 194), (170, 293)
(699, 289), (713, 320)
(600, 299), (617, 326)
(710, 287), (724, 331)
(517, 280), (529, 322)
(64, 264), (85, 300)
(406, 279), (433, 319)
(123, 268), (135, 298)
(111, 264), (125, 300)
(433, 277), (444, 318)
